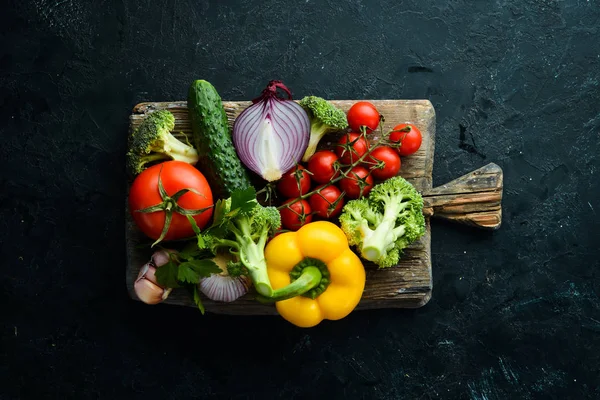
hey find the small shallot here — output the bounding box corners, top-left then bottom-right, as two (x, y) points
(198, 253), (250, 302)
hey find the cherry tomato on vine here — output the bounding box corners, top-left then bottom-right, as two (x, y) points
(277, 165), (311, 198)
(347, 101), (381, 133)
(366, 146), (401, 180)
(128, 161), (214, 242)
(307, 150), (340, 184)
(335, 132), (370, 165)
(389, 123), (423, 156)
(280, 199), (313, 231)
(309, 185), (345, 219)
(339, 166), (374, 199)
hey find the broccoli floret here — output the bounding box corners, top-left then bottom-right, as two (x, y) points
(126, 110), (199, 175)
(209, 252), (249, 277)
(199, 198), (282, 297)
(298, 96), (348, 162)
(226, 260), (249, 277)
(339, 176), (426, 268)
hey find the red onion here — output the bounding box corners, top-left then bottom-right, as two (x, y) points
(233, 81), (310, 182)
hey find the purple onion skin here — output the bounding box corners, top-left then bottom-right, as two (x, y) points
(232, 81), (310, 182)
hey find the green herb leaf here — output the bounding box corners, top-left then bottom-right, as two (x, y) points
(154, 259), (180, 288)
(178, 262), (201, 284)
(178, 241), (201, 260)
(230, 187), (257, 214)
(207, 224), (228, 240)
(177, 259), (222, 284)
(189, 259), (222, 276)
(193, 286), (205, 315)
(196, 234), (207, 250)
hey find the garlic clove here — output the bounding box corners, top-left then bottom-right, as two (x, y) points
(140, 263), (160, 286)
(151, 249), (175, 267)
(136, 263), (152, 281)
(134, 262), (171, 305)
(199, 274), (250, 303)
(134, 278), (167, 305)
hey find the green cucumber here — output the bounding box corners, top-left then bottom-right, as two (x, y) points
(187, 80), (252, 198)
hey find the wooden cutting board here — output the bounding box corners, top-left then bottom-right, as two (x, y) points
(125, 100), (503, 314)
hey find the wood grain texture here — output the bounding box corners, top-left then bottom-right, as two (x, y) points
(422, 163), (503, 229)
(125, 99), (438, 314)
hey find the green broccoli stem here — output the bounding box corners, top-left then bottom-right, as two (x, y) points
(164, 133), (199, 163)
(247, 256), (273, 297)
(216, 238), (241, 251)
(231, 216), (275, 297)
(361, 197), (406, 262)
(393, 225), (406, 238)
(302, 125), (327, 162)
(142, 152), (171, 164)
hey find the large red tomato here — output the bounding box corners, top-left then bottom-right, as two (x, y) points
(128, 161), (214, 242)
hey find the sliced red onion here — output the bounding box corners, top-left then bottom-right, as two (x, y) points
(233, 81), (310, 182)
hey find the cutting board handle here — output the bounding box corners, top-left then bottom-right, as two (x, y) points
(422, 163), (503, 230)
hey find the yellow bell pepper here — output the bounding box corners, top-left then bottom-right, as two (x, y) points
(264, 221), (366, 328)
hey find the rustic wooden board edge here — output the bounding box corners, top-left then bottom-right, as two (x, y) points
(125, 99), (436, 314)
(424, 162), (503, 230)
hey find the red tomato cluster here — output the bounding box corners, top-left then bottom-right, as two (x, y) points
(276, 102), (423, 231)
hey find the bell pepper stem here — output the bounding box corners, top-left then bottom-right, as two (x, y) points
(255, 266), (322, 303)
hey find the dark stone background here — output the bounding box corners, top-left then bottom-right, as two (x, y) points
(1, 0), (599, 399)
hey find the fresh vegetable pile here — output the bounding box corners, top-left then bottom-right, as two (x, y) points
(128, 80), (426, 328)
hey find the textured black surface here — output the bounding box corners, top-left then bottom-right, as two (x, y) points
(1, 1), (599, 399)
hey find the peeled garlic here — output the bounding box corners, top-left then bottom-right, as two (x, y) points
(198, 253), (250, 302)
